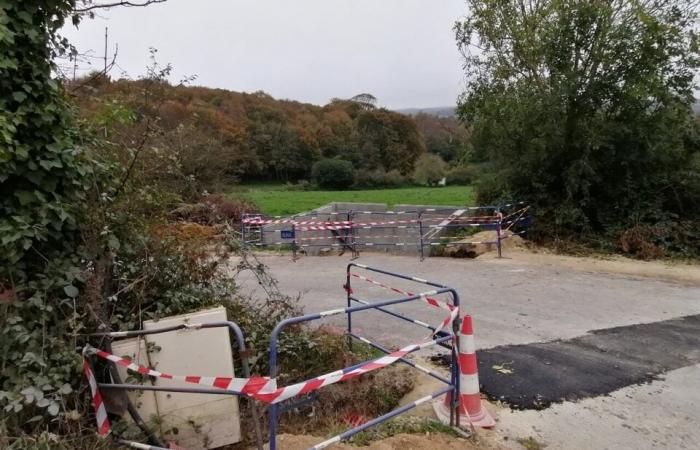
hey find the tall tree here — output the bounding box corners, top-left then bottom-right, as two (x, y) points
(456, 0), (700, 234)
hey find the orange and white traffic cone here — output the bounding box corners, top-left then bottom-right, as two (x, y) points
(433, 314), (495, 428)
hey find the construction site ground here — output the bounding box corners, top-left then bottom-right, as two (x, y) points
(237, 247), (700, 449)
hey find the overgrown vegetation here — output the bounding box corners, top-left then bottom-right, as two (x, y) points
(413, 153), (448, 186)
(456, 0), (700, 258)
(0, 2), (415, 447)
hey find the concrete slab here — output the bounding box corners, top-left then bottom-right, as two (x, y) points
(495, 364), (700, 449)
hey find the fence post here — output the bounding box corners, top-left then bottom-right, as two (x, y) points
(292, 223), (298, 262)
(452, 294), (461, 428)
(346, 268), (353, 351)
(418, 211), (425, 262)
(496, 207), (503, 258)
(348, 210), (358, 259)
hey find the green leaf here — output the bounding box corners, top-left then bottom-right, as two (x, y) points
(107, 235), (121, 251)
(47, 402), (59, 416)
(12, 91), (26, 102)
(14, 190), (34, 205)
(63, 285), (79, 298)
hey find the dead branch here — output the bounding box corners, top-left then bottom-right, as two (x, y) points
(73, 0), (167, 13)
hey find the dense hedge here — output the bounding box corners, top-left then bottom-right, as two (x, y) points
(457, 0), (700, 257)
(311, 158), (355, 189)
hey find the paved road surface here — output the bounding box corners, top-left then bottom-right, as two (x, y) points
(236, 253), (700, 349)
(235, 252), (700, 449)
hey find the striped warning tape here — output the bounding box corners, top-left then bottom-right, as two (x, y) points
(82, 288), (459, 436)
(347, 273), (457, 335)
(256, 242), (356, 248)
(243, 215), (500, 228)
(83, 353), (110, 436)
(83, 327), (451, 406)
(427, 240), (498, 246)
(83, 345), (275, 396)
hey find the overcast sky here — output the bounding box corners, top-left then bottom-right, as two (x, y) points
(61, 0), (467, 109)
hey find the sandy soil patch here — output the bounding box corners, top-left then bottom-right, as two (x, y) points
(494, 247), (700, 285)
(272, 432), (484, 450)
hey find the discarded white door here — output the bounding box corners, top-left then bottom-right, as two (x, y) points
(111, 306), (241, 449)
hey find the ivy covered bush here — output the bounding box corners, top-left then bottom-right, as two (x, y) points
(0, 1), (247, 445)
(1, 0), (96, 438)
(0, 4), (386, 448)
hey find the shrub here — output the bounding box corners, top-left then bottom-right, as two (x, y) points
(619, 225), (665, 260)
(170, 195), (259, 225)
(285, 179), (318, 191)
(445, 165), (478, 185)
(354, 169), (406, 188)
(311, 159), (355, 190)
(412, 153), (447, 186)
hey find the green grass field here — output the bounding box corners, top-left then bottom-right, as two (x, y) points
(230, 184), (474, 216)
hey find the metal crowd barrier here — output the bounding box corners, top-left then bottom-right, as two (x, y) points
(82, 265), (467, 450)
(241, 202), (532, 260)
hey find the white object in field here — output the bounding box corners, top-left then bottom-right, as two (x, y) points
(111, 306), (241, 449)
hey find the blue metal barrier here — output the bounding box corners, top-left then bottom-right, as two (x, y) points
(242, 203), (532, 259)
(84, 265), (466, 450)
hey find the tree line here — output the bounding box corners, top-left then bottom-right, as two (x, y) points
(71, 77), (469, 189)
(457, 0), (700, 258)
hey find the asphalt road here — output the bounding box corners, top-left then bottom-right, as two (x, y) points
(235, 251), (700, 449)
(236, 252), (700, 350)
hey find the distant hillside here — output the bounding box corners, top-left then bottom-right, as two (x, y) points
(693, 100), (700, 115)
(396, 106), (456, 118)
(71, 80), (453, 184)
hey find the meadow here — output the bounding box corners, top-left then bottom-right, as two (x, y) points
(231, 184), (475, 216)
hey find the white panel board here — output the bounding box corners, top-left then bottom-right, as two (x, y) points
(112, 307), (241, 449)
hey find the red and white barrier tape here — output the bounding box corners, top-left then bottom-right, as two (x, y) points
(83, 353), (110, 436)
(82, 284), (459, 435)
(82, 330), (451, 407)
(243, 215), (500, 228)
(347, 272), (458, 336)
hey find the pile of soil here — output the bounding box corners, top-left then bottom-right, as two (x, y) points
(440, 231), (527, 258)
(273, 433), (480, 450)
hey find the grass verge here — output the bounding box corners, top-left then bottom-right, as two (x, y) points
(229, 184), (474, 216)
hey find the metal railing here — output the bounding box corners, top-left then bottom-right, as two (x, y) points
(241, 203), (532, 260)
(83, 265), (468, 450)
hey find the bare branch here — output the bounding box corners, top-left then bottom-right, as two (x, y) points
(73, 0), (167, 13)
(69, 44), (119, 92)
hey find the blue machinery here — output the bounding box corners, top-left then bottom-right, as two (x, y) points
(87, 264), (468, 450)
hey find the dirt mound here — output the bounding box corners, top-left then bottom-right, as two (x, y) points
(273, 432), (480, 450)
(441, 231), (527, 258)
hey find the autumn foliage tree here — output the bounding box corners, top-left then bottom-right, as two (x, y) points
(74, 83), (427, 184)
